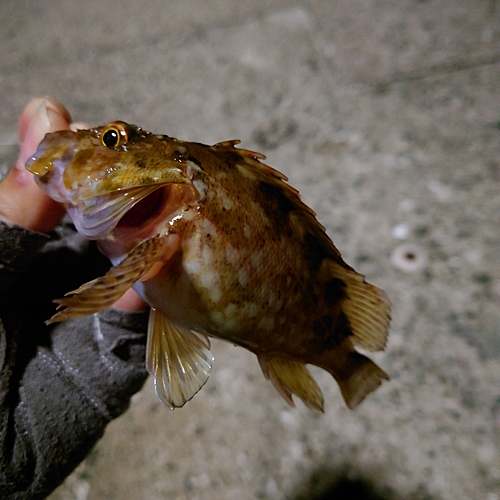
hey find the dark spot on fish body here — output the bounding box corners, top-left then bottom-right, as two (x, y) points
(133, 155), (148, 169)
(223, 150), (246, 170)
(185, 152), (201, 168)
(313, 315), (332, 340)
(257, 182), (296, 227)
(332, 311), (352, 347)
(149, 155), (169, 171)
(303, 233), (326, 274)
(163, 251), (183, 282)
(312, 310), (352, 353)
(324, 278), (345, 307)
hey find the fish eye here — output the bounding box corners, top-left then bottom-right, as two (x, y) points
(101, 122), (131, 148)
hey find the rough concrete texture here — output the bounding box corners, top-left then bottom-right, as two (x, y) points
(1, 1), (499, 499)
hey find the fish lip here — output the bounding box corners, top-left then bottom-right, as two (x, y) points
(25, 130), (77, 177)
(25, 132), (78, 205)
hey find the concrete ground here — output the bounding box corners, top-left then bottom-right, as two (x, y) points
(1, 1), (499, 499)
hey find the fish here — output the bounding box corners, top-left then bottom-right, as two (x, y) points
(26, 121), (391, 411)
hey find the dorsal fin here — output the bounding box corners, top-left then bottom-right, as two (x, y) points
(213, 140), (340, 255)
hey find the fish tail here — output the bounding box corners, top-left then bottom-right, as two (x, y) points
(319, 346), (389, 409)
(310, 259), (391, 408)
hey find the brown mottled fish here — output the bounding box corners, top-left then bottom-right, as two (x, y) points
(26, 121), (391, 411)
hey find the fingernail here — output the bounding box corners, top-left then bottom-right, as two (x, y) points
(16, 102), (48, 169)
(43, 97), (71, 132)
(17, 98), (70, 169)
(30, 98), (67, 134)
(70, 121), (91, 132)
(32, 100), (51, 132)
(17, 102), (50, 169)
(18, 97), (71, 142)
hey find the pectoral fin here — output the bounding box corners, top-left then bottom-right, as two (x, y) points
(258, 355), (324, 412)
(46, 236), (169, 324)
(146, 307), (214, 409)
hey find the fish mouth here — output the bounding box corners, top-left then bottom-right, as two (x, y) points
(26, 130), (77, 178)
(26, 130), (78, 203)
(71, 182), (197, 240)
(116, 187), (165, 228)
(70, 184), (168, 239)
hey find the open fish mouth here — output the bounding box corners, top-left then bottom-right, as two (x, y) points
(70, 180), (198, 240)
(116, 187), (165, 228)
(69, 184), (168, 239)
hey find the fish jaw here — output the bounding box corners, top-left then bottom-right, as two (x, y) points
(26, 129), (78, 203)
(97, 183), (200, 262)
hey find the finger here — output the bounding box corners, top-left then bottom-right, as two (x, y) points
(112, 288), (149, 312)
(17, 97), (72, 169)
(70, 121), (91, 132)
(0, 98), (71, 232)
(18, 97), (72, 148)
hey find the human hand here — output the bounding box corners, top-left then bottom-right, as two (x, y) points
(0, 98), (69, 233)
(0, 97), (146, 312)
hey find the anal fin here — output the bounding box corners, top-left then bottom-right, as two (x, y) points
(146, 307), (214, 409)
(46, 236), (169, 324)
(259, 355), (324, 412)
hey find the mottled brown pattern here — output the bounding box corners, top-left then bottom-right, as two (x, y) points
(27, 122), (391, 409)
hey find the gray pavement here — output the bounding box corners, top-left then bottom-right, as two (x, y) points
(1, 1), (499, 499)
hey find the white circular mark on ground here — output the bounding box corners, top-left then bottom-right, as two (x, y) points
(391, 243), (429, 273)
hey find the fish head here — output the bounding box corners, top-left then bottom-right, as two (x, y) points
(26, 122), (194, 240)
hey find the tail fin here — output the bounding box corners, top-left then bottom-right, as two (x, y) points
(325, 349), (389, 409)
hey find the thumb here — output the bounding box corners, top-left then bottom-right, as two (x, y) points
(17, 97), (72, 167)
(0, 98), (71, 232)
